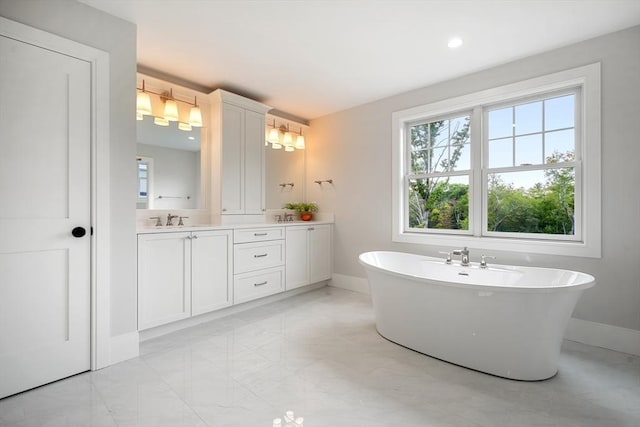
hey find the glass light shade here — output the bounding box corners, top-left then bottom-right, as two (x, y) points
(295, 134), (305, 149)
(271, 142), (282, 149)
(283, 132), (293, 146)
(136, 92), (152, 115)
(163, 99), (179, 121)
(154, 116), (169, 126)
(268, 128), (280, 144)
(285, 145), (295, 152)
(189, 106), (203, 127)
(178, 122), (192, 131)
(136, 112), (143, 121)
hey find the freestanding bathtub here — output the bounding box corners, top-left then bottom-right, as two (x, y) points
(359, 251), (595, 381)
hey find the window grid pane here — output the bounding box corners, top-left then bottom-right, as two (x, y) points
(488, 94), (575, 168)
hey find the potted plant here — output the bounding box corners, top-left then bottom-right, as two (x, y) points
(283, 202), (318, 221)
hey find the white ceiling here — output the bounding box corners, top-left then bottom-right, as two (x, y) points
(79, 0), (640, 121)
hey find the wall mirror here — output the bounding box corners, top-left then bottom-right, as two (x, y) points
(136, 74), (209, 211)
(264, 114), (307, 210)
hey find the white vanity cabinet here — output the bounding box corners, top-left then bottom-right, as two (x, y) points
(137, 229), (232, 330)
(233, 227), (285, 304)
(191, 230), (233, 316)
(285, 224), (333, 290)
(210, 90), (270, 215)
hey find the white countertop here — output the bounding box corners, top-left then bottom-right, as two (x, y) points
(137, 220), (333, 234)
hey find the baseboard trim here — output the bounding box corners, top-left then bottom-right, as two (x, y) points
(329, 273), (370, 294)
(565, 318), (640, 356)
(139, 282), (328, 342)
(109, 331), (139, 365)
(330, 273), (640, 356)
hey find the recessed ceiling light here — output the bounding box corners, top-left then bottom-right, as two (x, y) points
(448, 37), (463, 49)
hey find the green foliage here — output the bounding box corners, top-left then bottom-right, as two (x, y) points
(486, 151), (575, 235)
(283, 202), (318, 213)
(407, 116), (576, 236)
(408, 116), (470, 230)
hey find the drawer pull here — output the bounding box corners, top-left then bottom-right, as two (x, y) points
(254, 232), (268, 236)
(308, 227), (315, 231)
(254, 253), (268, 258)
(254, 281), (268, 287)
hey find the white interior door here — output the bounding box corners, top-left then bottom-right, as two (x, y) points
(0, 34), (91, 399)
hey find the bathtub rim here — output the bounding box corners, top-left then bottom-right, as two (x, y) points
(359, 250), (595, 293)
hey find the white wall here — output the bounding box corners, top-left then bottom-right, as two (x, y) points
(0, 0), (138, 337)
(308, 26), (640, 333)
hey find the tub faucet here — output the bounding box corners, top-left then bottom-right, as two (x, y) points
(453, 247), (470, 266)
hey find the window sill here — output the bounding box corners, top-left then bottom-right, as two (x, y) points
(392, 231), (601, 258)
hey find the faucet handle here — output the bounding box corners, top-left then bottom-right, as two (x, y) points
(480, 255), (496, 268)
(178, 216), (188, 226)
(438, 251), (452, 264)
(149, 216), (162, 227)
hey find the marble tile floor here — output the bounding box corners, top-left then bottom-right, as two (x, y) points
(1, 286), (639, 427)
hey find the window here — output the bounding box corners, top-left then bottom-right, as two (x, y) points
(136, 156), (153, 209)
(408, 114), (471, 232)
(392, 64), (601, 257)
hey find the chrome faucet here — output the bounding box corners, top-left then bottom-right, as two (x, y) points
(166, 213), (178, 226)
(453, 247), (470, 266)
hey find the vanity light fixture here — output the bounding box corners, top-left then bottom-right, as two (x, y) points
(267, 119), (280, 144)
(178, 122), (192, 131)
(137, 82), (204, 127)
(136, 112), (144, 121)
(162, 89), (179, 122)
(189, 96), (203, 127)
(283, 125), (294, 147)
(136, 80), (153, 116)
(266, 119), (306, 151)
(153, 117), (169, 126)
(295, 129), (305, 150)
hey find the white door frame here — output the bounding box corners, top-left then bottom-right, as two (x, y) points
(0, 17), (111, 370)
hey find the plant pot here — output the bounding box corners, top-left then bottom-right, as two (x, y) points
(299, 211), (313, 221)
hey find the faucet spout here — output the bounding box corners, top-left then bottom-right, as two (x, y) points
(453, 247), (470, 266)
(166, 213), (178, 226)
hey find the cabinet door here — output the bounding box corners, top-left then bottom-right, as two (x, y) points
(244, 109), (265, 214)
(285, 226), (309, 290)
(138, 232), (191, 330)
(309, 225), (332, 284)
(221, 103), (244, 214)
(191, 230), (233, 316)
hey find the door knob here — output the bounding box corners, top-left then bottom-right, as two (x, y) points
(72, 227), (86, 238)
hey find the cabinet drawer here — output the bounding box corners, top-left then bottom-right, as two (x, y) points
(234, 240), (284, 273)
(234, 227), (284, 243)
(234, 267), (284, 304)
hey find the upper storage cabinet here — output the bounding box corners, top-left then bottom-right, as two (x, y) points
(210, 89), (270, 215)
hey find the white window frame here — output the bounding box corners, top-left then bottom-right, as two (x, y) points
(392, 63), (601, 258)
